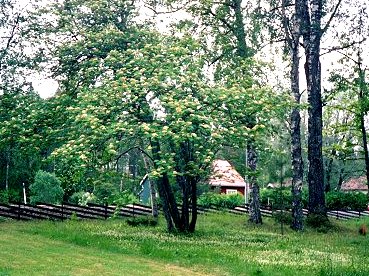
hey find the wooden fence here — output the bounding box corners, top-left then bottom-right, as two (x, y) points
(0, 202), (152, 221)
(0, 201), (368, 221)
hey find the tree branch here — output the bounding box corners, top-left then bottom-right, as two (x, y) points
(320, 38), (366, 57)
(321, 0), (343, 35)
(115, 146), (154, 167)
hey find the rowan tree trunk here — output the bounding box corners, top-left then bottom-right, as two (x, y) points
(5, 149), (10, 191)
(150, 139), (182, 232)
(189, 176), (197, 232)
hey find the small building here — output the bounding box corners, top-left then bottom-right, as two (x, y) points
(266, 179), (292, 189)
(208, 159), (248, 195)
(138, 174), (151, 204)
(341, 176), (368, 193)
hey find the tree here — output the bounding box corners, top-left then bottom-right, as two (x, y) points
(30, 170), (64, 204)
(30, 0), (285, 232)
(155, 0), (269, 224)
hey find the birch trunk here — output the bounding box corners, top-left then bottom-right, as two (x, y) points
(247, 143), (262, 224)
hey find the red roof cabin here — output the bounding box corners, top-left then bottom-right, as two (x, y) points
(341, 176), (368, 193)
(208, 159), (248, 195)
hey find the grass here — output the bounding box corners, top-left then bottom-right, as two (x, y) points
(0, 213), (369, 276)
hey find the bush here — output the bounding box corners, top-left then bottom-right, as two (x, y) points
(126, 216), (158, 226)
(113, 191), (138, 206)
(273, 210), (293, 224)
(69, 191), (97, 206)
(198, 192), (244, 209)
(326, 191), (367, 211)
(260, 187), (309, 209)
(29, 170), (64, 204)
(305, 213), (332, 232)
(260, 188), (292, 208)
(93, 182), (118, 204)
(0, 189), (21, 204)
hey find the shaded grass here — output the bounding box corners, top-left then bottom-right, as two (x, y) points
(1, 213), (369, 275)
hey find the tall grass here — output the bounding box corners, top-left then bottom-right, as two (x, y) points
(1, 213), (368, 275)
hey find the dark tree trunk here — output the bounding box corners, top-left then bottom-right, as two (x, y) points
(337, 164), (345, 190)
(178, 175), (190, 231)
(282, 0), (304, 231)
(189, 177), (197, 232)
(5, 150), (10, 191)
(150, 139), (182, 232)
(247, 143), (262, 224)
(300, 0), (327, 217)
(231, 0), (262, 224)
(290, 37), (304, 231)
(325, 157), (334, 193)
(357, 66), (369, 197)
(360, 111), (369, 197)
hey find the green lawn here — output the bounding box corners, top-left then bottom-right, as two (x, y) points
(0, 213), (368, 276)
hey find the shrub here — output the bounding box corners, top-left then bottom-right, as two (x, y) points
(126, 216), (158, 226)
(0, 189), (21, 204)
(260, 187), (309, 209)
(69, 191), (97, 206)
(326, 191), (367, 211)
(113, 191), (138, 206)
(260, 188), (292, 208)
(273, 210), (293, 224)
(29, 170), (64, 204)
(305, 213), (331, 230)
(198, 192), (244, 209)
(93, 182), (118, 204)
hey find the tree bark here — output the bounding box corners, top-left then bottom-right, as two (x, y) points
(150, 139), (182, 232)
(5, 149), (10, 191)
(189, 176), (197, 232)
(358, 69), (369, 197)
(281, 0), (304, 231)
(300, 0), (327, 217)
(325, 156), (334, 193)
(231, 0), (262, 224)
(247, 143), (262, 224)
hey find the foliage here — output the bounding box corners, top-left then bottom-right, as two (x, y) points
(69, 191), (96, 206)
(113, 191), (138, 206)
(198, 192), (244, 209)
(29, 170), (64, 204)
(260, 187), (308, 209)
(305, 214), (332, 232)
(325, 191), (368, 211)
(126, 216), (158, 227)
(272, 210), (293, 225)
(0, 189), (21, 204)
(93, 182), (118, 204)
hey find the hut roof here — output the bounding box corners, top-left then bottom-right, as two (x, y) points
(341, 176), (368, 191)
(208, 159), (246, 188)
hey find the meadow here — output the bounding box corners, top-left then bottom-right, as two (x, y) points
(0, 213), (368, 276)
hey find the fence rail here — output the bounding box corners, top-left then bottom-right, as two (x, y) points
(0, 202), (152, 221)
(1, 201), (368, 222)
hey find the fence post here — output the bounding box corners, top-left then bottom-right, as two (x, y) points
(336, 210), (339, 220)
(132, 203), (135, 217)
(17, 202), (21, 220)
(104, 202), (108, 220)
(61, 203), (64, 221)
